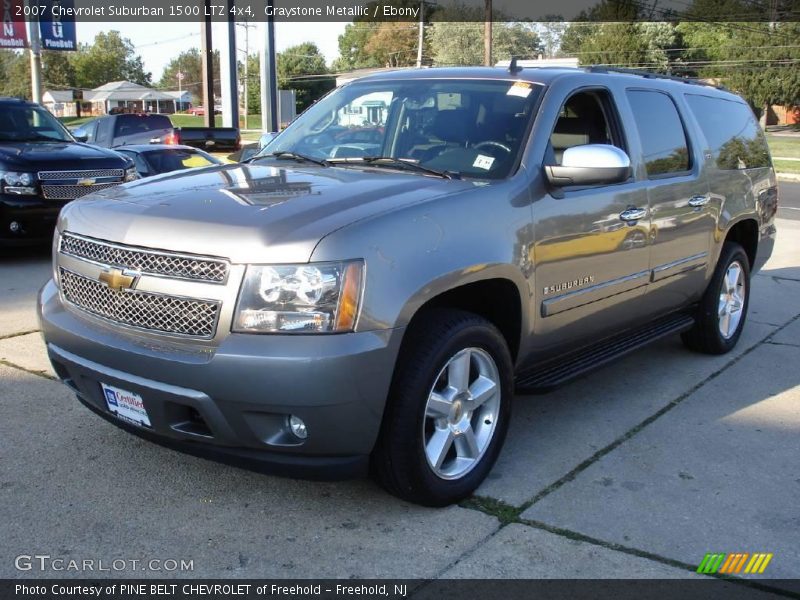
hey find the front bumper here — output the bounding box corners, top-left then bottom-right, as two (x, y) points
(39, 279), (404, 479)
(0, 194), (66, 245)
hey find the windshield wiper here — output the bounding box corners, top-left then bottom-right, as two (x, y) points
(328, 156), (459, 180)
(266, 151), (330, 167)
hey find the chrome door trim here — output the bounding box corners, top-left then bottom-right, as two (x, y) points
(541, 270), (651, 317)
(651, 252), (709, 282)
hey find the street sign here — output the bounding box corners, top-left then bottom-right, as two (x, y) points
(0, 0), (28, 49)
(38, 0), (77, 51)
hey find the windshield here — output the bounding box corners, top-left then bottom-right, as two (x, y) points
(0, 105), (74, 142)
(258, 78), (542, 179)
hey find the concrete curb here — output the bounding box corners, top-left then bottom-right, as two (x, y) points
(777, 172), (800, 182)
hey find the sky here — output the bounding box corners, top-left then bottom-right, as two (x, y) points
(74, 22), (348, 84)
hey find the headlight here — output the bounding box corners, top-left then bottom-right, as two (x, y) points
(233, 261), (363, 334)
(124, 166), (138, 182)
(0, 171), (36, 195)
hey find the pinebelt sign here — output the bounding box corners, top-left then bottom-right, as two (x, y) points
(0, 0), (76, 51)
(39, 0), (77, 51)
(0, 0), (28, 49)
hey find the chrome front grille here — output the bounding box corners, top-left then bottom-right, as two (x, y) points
(59, 268), (219, 338)
(60, 233), (229, 283)
(42, 183), (121, 200)
(38, 169), (125, 180)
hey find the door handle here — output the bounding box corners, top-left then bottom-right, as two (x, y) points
(688, 195), (710, 207)
(619, 207), (648, 222)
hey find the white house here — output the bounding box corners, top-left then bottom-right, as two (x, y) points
(43, 81), (191, 117)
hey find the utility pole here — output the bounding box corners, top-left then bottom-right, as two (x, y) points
(416, 0), (424, 68)
(237, 22), (256, 130)
(219, 0), (240, 128)
(200, 0), (215, 128)
(415, 1), (436, 69)
(27, 12), (43, 103)
(483, 0), (492, 67)
(260, 0), (278, 133)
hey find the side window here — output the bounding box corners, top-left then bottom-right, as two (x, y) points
(118, 151), (149, 176)
(548, 90), (622, 166)
(95, 118), (113, 146)
(684, 94), (770, 170)
(85, 121), (98, 143)
(626, 90), (690, 177)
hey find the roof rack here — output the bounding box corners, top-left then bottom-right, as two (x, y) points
(584, 66), (727, 90)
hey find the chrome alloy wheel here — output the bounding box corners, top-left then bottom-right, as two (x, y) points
(718, 260), (746, 339)
(422, 347), (501, 480)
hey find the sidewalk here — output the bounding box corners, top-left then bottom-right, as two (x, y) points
(0, 221), (798, 588)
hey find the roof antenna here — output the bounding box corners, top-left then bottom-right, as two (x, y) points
(508, 57), (522, 74)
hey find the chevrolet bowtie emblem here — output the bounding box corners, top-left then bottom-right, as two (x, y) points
(77, 178), (96, 187)
(98, 268), (138, 291)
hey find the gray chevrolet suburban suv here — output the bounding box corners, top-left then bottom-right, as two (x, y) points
(38, 67), (778, 506)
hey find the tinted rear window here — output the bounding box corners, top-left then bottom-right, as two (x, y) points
(114, 114), (172, 137)
(684, 94), (771, 170)
(626, 90), (690, 177)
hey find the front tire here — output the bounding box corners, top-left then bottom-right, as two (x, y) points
(682, 242), (750, 355)
(372, 309), (513, 506)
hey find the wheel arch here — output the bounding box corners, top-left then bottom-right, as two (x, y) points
(721, 218), (758, 269)
(397, 269), (528, 364)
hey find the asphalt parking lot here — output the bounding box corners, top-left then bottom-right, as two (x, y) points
(1, 184), (798, 592)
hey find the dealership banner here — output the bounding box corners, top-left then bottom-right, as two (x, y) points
(0, 0), (27, 49)
(38, 0), (77, 51)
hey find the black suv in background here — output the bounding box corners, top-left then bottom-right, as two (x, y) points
(0, 98), (136, 247)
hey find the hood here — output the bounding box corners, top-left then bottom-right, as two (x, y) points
(59, 162), (477, 264)
(0, 141), (129, 170)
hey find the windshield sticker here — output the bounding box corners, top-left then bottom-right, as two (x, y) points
(507, 82), (533, 98)
(473, 155), (495, 170)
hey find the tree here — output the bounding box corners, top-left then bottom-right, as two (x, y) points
(559, 22), (678, 73)
(277, 42), (334, 112)
(333, 22), (382, 71)
(494, 23), (543, 63)
(678, 21), (800, 118)
(534, 19), (568, 58)
(364, 21), (419, 67)
(429, 5), (540, 66)
(241, 53), (261, 115)
(42, 51), (76, 89)
(158, 48), (221, 103)
(70, 31), (151, 89)
(0, 50), (30, 99)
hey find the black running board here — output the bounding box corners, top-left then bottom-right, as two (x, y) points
(515, 312), (695, 394)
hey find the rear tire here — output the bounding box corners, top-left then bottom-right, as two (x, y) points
(372, 309), (513, 506)
(682, 242), (750, 355)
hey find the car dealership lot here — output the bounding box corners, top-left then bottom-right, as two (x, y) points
(1, 186), (798, 590)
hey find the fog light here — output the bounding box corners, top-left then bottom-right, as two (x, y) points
(9, 221), (21, 233)
(287, 415), (308, 439)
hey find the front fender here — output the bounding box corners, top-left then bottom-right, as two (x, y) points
(309, 178), (534, 335)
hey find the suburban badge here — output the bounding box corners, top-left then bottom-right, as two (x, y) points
(543, 276), (596, 296)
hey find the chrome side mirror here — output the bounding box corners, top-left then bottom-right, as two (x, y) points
(545, 144), (632, 187)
